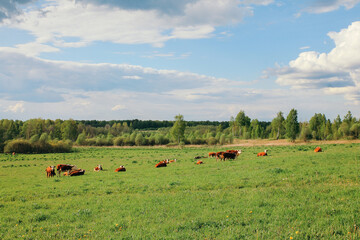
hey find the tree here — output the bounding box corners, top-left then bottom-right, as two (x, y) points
(235, 110), (251, 137)
(309, 113), (326, 140)
(270, 111), (285, 139)
(170, 114), (186, 143)
(285, 109), (299, 141)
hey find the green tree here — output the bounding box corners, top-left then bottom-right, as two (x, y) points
(61, 119), (78, 141)
(235, 110), (251, 137)
(270, 111), (285, 140)
(309, 113), (326, 140)
(170, 114), (186, 143)
(285, 109), (299, 141)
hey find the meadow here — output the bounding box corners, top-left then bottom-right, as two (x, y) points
(0, 143), (359, 239)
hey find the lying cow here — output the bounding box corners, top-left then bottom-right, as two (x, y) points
(314, 147), (322, 152)
(94, 165), (103, 172)
(115, 165), (126, 172)
(45, 166), (56, 178)
(155, 160), (167, 168)
(68, 169), (85, 176)
(257, 150), (268, 157)
(196, 160), (203, 165)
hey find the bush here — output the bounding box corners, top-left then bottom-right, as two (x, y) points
(4, 139), (72, 154)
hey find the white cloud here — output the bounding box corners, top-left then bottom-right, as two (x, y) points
(270, 21), (360, 104)
(302, 0), (360, 14)
(111, 104), (126, 111)
(2, 0), (252, 50)
(6, 102), (25, 113)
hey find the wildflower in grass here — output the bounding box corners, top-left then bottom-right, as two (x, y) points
(249, 211), (253, 214)
(226, 216), (229, 218)
(290, 237), (293, 239)
(116, 224), (119, 226)
(296, 231), (299, 234)
(40, 227), (43, 230)
(16, 224), (18, 226)
(89, 229), (92, 232)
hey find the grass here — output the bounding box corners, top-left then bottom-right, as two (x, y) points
(0, 144), (360, 239)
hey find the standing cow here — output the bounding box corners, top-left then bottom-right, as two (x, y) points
(45, 166), (56, 178)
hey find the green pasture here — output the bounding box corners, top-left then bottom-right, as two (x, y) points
(0, 144), (360, 239)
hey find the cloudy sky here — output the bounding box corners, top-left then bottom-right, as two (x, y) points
(0, 0), (359, 121)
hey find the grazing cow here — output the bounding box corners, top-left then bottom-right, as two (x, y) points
(155, 160), (167, 168)
(226, 149), (242, 155)
(45, 166), (56, 178)
(94, 165), (103, 172)
(56, 164), (75, 176)
(219, 152), (238, 161)
(314, 147), (322, 152)
(208, 152), (216, 158)
(115, 165), (126, 172)
(257, 150), (268, 157)
(215, 151), (225, 161)
(196, 160), (203, 165)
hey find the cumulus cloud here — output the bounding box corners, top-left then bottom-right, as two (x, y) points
(3, 0), (251, 50)
(5, 102), (25, 113)
(302, 0), (360, 14)
(270, 21), (360, 104)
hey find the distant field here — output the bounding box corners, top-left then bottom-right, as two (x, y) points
(0, 143), (360, 239)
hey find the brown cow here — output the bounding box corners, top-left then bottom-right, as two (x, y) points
(155, 160), (167, 168)
(208, 152), (216, 157)
(226, 149), (242, 155)
(115, 165), (126, 172)
(45, 166), (56, 178)
(94, 165), (103, 172)
(220, 152), (237, 161)
(66, 169), (85, 176)
(314, 147), (322, 152)
(215, 151), (225, 161)
(168, 159), (177, 163)
(257, 150), (268, 157)
(196, 160), (203, 165)
(56, 164), (75, 176)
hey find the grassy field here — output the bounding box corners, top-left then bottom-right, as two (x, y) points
(0, 143), (360, 239)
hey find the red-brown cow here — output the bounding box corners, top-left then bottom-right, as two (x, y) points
(314, 147), (322, 152)
(226, 149), (242, 155)
(45, 166), (56, 178)
(208, 152), (216, 157)
(68, 169), (85, 176)
(215, 151), (225, 160)
(94, 165), (103, 172)
(56, 164), (75, 176)
(257, 150), (268, 157)
(115, 165), (126, 172)
(196, 160), (203, 165)
(155, 160), (167, 168)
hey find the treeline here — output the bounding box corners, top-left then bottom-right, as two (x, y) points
(0, 109), (359, 153)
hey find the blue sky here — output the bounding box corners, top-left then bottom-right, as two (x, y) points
(0, 0), (359, 121)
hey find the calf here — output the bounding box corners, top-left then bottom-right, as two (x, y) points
(45, 166), (56, 178)
(196, 160), (203, 165)
(115, 165), (126, 172)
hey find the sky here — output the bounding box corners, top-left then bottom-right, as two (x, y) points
(0, 0), (359, 122)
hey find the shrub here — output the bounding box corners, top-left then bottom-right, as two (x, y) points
(3, 139), (72, 153)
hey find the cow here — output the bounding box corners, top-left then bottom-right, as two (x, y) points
(45, 166), (56, 178)
(219, 152), (237, 161)
(257, 150), (268, 157)
(94, 165), (103, 172)
(215, 151), (225, 161)
(168, 159), (177, 163)
(208, 152), (216, 158)
(194, 156), (205, 159)
(69, 169), (85, 176)
(115, 165), (126, 172)
(196, 160), (203, 165)
(226, 149), (242, 155)
(56, 164), (75, 176)
(155, 160), (167, 168)
(12, 152), (16, 156)
(314, 147), (322, 152)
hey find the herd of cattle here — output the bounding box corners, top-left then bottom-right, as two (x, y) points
(45, 146), (322, 177)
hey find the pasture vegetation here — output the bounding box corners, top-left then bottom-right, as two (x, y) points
(0, 143), (360, 239)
